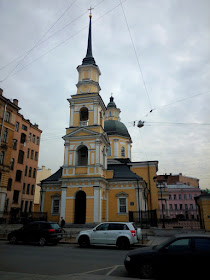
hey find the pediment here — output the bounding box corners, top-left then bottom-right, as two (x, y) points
(63, 127), (99, 139)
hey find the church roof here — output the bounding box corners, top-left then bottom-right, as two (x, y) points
(104, 119), (131, 140)
(41, 167), (63, 183)
(107, 96), (117, 108)
(107, 163), (143, 181)
(82, 15), (97, 66)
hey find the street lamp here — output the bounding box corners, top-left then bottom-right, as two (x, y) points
(153, 175), (168, 228)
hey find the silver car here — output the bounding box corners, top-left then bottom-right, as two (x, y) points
(76, 222), (141, 249)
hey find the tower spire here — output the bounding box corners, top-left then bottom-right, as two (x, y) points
(82, 8), (96, 66)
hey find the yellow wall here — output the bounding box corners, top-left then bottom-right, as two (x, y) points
(197, 196), (210, 231)
(131, 165), (158, 211)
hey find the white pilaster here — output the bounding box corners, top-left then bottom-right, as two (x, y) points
(60, 187), (67, 219)
(64, 142), (70, 165)
(93, 186), (100, 223)
(114, 139), (119, 158)
(94, 102), (97, 125)
(70, 104), (74, 127)
(127, 141), (130, 159)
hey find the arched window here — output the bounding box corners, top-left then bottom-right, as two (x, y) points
(77, 145), (88, 166)
(121, 147), (125, 157)
(80, 107), (88, 126)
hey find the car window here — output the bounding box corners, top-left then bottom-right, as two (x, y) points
(109, 223), (129, 230)
(96, 223), (109, 231)
(167, 238), (191, 252)
(50, 223), (60, 229)
(194, 238), (210, 252)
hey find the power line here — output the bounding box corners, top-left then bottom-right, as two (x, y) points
(1, 0), (78, 82)
(119, 0), (152, 111)
(0, 0), (126, 81)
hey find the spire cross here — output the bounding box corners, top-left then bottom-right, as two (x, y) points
(88, 7), (94, 17)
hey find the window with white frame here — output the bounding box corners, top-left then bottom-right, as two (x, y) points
(51, 194), (60, 215)
(121, 147), (125, 157)
(116, 192), (128, 215)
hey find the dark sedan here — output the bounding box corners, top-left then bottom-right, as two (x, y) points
(124, 234), (210, 279)
(8, 221), (63, 246)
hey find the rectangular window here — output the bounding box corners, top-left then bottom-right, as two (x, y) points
(174, 204), (177, 210)
(2, 128), (8, 142)
(35, 151), (38, 161)
(22, 124), (27, 131)
(5, 111), (10, 122)
(174, 194), (176, 200)
(20, 133), (26, 144)
(29, 201), (33, 213)
(180, 204), (183, 210)
(31, 150), (34, 159)
(12, 139), (17, 150)
(20, 200), (24, 212)
(52, 199), (60, 214)
(185, 204), (188, 210)
(29, 132), (31, 141)
(184, 194), (187, 200)
(7, 178), (12, 191)
(190, 204), (193, 210)
(10, 158), (15, 170)
(36, 137), (39, 145)
(26, 184), (30, 195)
(179, 194), (182, 200)
(119, 198), (127, 213)
(31, 185), (34, 195)
(169, 194), (172, 200)
(24, 201), (28, 212)
(13, 190), (20, 203)
(32, 134), (35, 143)
(27, 148), (30, 158)
(15, 170), (22, 182)
(22, 183), (25, 194)
(0, 151), (5, 164)
(33, 168), (36, 178)
(24, 165), (28, 176)
(169, 204), (173, 210)
(18, 150), (24, 164)
(189, 194), (192, 200)
(15, 122), (19, 132)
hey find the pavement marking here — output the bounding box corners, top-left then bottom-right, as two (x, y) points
(81, 265), (117, 274)
(106, 265), (123, 276)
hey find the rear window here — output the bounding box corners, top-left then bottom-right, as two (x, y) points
(194, 238), (210, 252)
(50, 223), (60, 229)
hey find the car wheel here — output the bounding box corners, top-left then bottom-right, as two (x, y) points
(78, 235), (90, 248)
(139, 263), (154, 279)
(39, 237), (47, 246)
(8, 235), (17, 245)
(117, 237), (130, 250)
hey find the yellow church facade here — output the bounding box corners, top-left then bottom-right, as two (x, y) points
(40, 14), (158, 224)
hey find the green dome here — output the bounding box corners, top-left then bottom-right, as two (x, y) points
(107, 96), (116, 109)
(104, 120), (131, 140)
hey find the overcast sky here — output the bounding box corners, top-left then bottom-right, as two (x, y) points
(0, 0), (209, 189)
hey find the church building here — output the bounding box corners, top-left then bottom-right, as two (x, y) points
(40, 13), (159, 224)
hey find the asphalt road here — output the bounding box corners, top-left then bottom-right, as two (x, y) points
(0, 241), (135, 278)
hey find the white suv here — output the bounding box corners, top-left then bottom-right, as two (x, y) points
(76, 222), (141, 249)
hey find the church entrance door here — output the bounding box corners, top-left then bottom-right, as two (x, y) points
(74, 191), (86, 224)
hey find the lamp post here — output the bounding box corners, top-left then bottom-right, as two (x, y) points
(153, 175), (168, 229)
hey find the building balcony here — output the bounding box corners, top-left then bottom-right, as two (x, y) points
(79, 121), (88, 127)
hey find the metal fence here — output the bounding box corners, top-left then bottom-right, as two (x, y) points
(0, 211), (48, 224)
(129, 209), (202, 229)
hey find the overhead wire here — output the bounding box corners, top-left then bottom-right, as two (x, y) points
(0, 0), (79, 82)
(0, 0), (127, 81)
(119, 0), (153, 111)
(0, 0), (105, 73)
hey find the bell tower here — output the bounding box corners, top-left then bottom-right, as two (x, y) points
(60, 12), (109, 224)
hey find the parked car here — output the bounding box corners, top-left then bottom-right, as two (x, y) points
(124, 234), (210, 279)
(8, 221), (63, 246)
(76, 222), (141, 249)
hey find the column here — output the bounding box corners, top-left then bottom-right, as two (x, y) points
(93, 186), (100, 223)
(60, 187), (67, 220)
(64, 142), (70, 166)
(40, 189), (45, 212)
(127, 141), (130, 159)
(70, 104), (74, 127)
(94, 102), (98, 125)
(114, 139), (119, 158)
(95, 140), (101, 164)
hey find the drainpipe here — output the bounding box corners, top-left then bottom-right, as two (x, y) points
(0, 103), (7, 146)
(147, 162), (152, 209)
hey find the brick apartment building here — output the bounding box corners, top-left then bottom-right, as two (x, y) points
(0, 88), (20, 217)
(0, 88), (42, 219)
